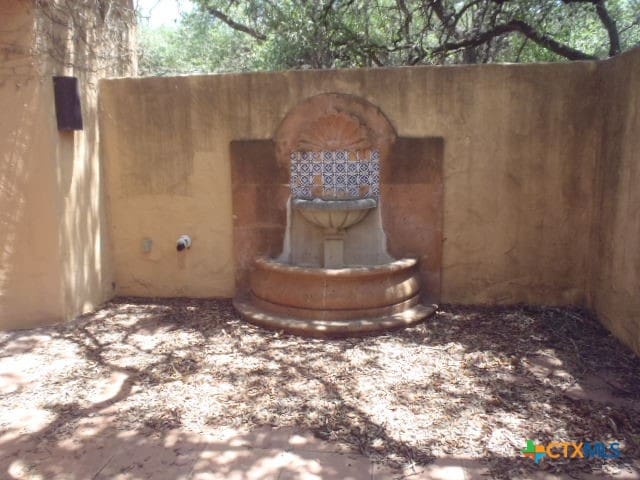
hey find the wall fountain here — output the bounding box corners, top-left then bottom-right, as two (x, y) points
(233, 93), (436, 337)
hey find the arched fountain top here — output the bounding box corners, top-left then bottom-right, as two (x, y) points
(274, 93), (397, 168)
(276, 93), (396, 200)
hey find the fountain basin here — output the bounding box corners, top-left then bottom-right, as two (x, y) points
(293, 198), (377, 232)
(251, 257), (419, 310)
(234, 257), (435, 337)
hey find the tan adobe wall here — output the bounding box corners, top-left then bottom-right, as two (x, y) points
(589, 50), (640, 355)
(100, 60), (600, 305)
(0, 1), (66, 328)
(0, 0), (135, 330)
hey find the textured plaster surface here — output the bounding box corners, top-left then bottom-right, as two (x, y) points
(589, 50), (640, 354)
(101, 77), (238, 298)
(0, 1), (65, 329)
(101, 60), (601, 306)
(0, 0), (131, 330)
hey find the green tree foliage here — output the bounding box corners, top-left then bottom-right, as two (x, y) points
(138, 0), (640, 76)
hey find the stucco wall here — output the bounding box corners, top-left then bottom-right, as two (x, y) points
(0, 1), (66, 328)
(100, 60), (600, 305)
(0, 0), (133, 330)
(100, 77), (237, 297)
(56, 68), (115, 322)
(589, 50), (640, 354)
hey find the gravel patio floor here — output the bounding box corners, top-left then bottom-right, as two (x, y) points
(0, 298), (639, 479)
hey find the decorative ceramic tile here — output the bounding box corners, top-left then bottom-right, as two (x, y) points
(301, 174), (313, 186)
(299, 162), (311, 174)
(290, 149), (380, 199)
(323, 173), (334, 187)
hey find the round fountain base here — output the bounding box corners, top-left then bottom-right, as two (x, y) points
(234, 257), (436, 338)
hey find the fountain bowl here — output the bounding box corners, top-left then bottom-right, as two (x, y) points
(293, 197), (377, 231)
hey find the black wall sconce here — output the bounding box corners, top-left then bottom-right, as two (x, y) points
(53, 76), (83, 131)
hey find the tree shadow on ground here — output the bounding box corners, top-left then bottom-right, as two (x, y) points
(0, 298), (638, 479)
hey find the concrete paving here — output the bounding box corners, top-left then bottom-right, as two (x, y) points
(4, 423), (639, 479)
(0, 425), (492, 480)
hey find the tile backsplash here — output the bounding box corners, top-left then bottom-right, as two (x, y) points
(290, 149), (380, 199)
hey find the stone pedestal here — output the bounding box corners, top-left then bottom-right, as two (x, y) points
(323, 233), (344, 268)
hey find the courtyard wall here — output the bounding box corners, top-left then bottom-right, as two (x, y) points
(100, 49), (640, 354)
(590, 50), (640, 354)
(0, 0), (135, 329)
(100, 60), (601, 305)
(0, 1), (65, 328)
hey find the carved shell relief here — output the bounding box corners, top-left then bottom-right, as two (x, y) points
(297, 112), (372, 151)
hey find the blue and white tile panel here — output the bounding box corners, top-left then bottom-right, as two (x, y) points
(290, 149), (380, 199)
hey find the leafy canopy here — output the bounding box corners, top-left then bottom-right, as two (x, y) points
(138, 0), (640, 76)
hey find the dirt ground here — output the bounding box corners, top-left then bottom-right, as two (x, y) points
(1, 298), (639, 479)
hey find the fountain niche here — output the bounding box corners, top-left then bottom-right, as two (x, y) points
(233, 93), (435, 337)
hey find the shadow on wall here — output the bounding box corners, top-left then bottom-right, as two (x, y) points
(58, 85), (113, 320)
(52, 2), (116, 323)
(0, 73), (66, 328)
(0, 91), (32, 310)
(0, 0), (117, 329)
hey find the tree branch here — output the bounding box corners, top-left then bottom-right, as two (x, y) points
(433, 19), (598, 61)
(395, 0), (412, 40)
(563, 0), (621, 56)
(205, 7), (266, 41)
(594, 0), (621, 56)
